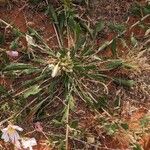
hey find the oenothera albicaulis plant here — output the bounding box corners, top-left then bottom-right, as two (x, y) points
(0, 2), (135, 125)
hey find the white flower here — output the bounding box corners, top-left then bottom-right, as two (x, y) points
(1, 124), (23, 144)
(51, 63), (60, 78)
(21, 138), (37, 150)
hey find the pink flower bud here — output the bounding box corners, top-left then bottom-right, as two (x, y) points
(34, 122), (43, 132)
(6, 51), (19, 58)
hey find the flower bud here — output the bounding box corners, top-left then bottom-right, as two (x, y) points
(6, 51), (19, 58)
(51, 63), (59, 78)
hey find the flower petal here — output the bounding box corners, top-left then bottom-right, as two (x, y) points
(22, 137), (37, 148)
(51, 63), (59, 78)
(12, 125), (23, 131)
(28, 138), (37, 146)
(29, 146), (33, 150)
(14, 140), (21, 149)
(9, 132), (20, 143)
(9, 134), (15, 143)
(14, 132), (20, 141)
(1, 132), (10, 142)
(21, 139), (29, 148)
(1, 128), (8, 132)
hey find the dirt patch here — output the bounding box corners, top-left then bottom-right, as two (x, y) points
(88, 0), (132, 23)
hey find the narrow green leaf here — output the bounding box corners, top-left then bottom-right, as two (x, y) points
(133, 143), (142, 150)
(107, 60), (123, 69)
(105, 123), (118, 135)
(76, 17), (93, 37)
(143, 5), (150, 15)
(131, 34), (138, 47)
(97, 41), (110, 52)
(23, 85), (41, 98)
(94, 96), (108, 109)
(68, 95), (75, 110)
(12, 28), (22, 37)
(111, 39), (117, 57)
(61, 106), (68, 123)
(113, 78), (135, 87)
(47, 4), (58, 24)
(3, 63), (36, 71)
(114, 96), (120, 108)
(58, 12), (65, 31)
(0, 85), (9, 97)
(74, 36), (86, 53)
(10, 39), (19, 50)
(109, 23), (125, 33)
(121, 123), (129, 130)
(71, 120), (78, 129)
(93, 20), (105, 38)
(140, 116), (150, 128)
(0, 33), (4, 45)
(21, 68), (41, 75)
(107, 60), (133, 70)
(130, 3), (142, 17)
(81, 47), (95, 56)
(76, 85), (94, 105)
(86, 73), (108, 81)
(23, 73), (48, 88)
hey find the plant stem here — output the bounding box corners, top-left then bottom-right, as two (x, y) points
(65, 103), (70, 150)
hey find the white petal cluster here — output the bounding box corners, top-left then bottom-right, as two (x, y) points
(1, 124), (23, 143)
(1, 124), (37, 149)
